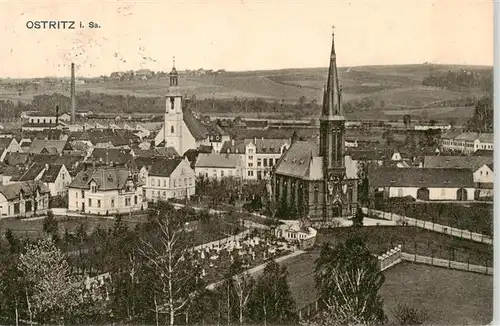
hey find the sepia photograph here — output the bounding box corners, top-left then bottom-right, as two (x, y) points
(0, 1), (494, 325)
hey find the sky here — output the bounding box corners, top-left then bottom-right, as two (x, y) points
(0, 0), (494, 78)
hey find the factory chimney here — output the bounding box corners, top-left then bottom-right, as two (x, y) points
(71, 63), (76, 123)
(55, 105), (59, 124)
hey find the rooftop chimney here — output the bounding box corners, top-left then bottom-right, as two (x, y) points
(71, 63), (76, 124)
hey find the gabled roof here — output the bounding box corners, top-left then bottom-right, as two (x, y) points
(0, 180), (49, 201)
(154, 147), (179, 157)
(89, 148), (133, 165)
(0, 138), (13, 149)
(183, 107), (208, 141)
(455, 132), (479, 141)
(40, 164), (64, 183)
(149, 157), (184, 177)
(221, 140), (246, 154)
(423, 156), (493, 172)
(441, 130), (463, 140)
(486, 163), (494, 171)
(195, 153), (240, 169)
(477, 133), (493, 143)
(10, 163), (45, 182)
(245, 138), (289, 154)
(368, 167), (474, 188)
(28, 139), (68, 154)
(69, 166), (140, 190)
(273, 141), (317, 179)
(4, 152), (31, 166)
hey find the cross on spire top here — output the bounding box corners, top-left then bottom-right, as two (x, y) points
(332, 25), (335, 35)
(173, 56), (176, 68)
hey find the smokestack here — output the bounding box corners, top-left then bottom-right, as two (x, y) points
(55, 105), (59, 125)
(71, 63), (76, 124)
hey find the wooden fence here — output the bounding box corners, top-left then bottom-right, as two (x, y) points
(401, 252), (493, 275)
(362, 207), (492, 245)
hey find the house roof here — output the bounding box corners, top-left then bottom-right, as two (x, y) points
(244, 138), (289, 154)
(477, 133), (493, 143)
(486, 163), (494, 171)
(34, 129), (65, 140)
(0, 180), (49, 200)
(69, 166), (140, 190)
(0, 138), (13, 149)
(89, 148), (133, 165)
(473, 149), (494, 157)
(221, 140), (246, 154)
(28, 139), (68, 154)
(4, 152), (31, 166)
(27, 111), (68, 117)
(455, 132), (479, 141)
(195, 153), (240, 169)
(183, 107), (208, 141)
(423, 156), (493, 172)
(441, 130), (463, 140)
(40, 164), (64, 183)
(22, 123), (62, 128)
(368, 167), (474, 188)
(154, 147), (179, 157)
(149, 157), (184, 177)
(10, 163), (45, 182)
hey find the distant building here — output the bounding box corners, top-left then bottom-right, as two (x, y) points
(441, 131), (494, 153)
(368, 167), (475, 201)
(25, 111), (71, 124)
(68, 166), (146, 215)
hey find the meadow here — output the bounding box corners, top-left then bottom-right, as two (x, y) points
(1, 64), (490, 122)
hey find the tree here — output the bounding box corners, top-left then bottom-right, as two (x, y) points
(352, 207), (364, 228)
(138, 208), (203, 326)
(5, 229), (21, 253)
(0, 256), (25, 326)
(314, 236), (386, 325)
(42, 211), (59, 239)
(393, 303), (427, 325)
(466, 96), (493, 133)
(247, 260), (298, 325)
(18, 237), (80, 324)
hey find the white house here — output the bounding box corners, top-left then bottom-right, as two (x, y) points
(369, 167), (475, 201)
(0, 138), (22, 162)
(195, 153), (243, 180)
(142, 157), (195, 202)
(39, 164), (72, 196)
(441, 131), (494, 153)
(68, 166), (146, 215)
(26, 111), (71, 124)
(274, 220), (317, 249)
(220, 138), (289, 180)
(0, 180), (50, 217)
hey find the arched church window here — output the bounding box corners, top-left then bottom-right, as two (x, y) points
(314, 185), (319, 203)
(171, 126), (175, 134)
(170, 97), (175, 110)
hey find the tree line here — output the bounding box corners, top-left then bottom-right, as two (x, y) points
(422, 69), (493, 92)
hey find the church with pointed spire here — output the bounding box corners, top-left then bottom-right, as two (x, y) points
(272, 29), (358, 223)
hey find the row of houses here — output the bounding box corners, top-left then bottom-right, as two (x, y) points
(441, 131), (494, 153)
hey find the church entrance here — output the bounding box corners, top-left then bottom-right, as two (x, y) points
(332, 204), (342, 218)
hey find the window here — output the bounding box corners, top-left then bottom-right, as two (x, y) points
(228, 170), (233, 176)
(189, 177), (193, 186)
(221, 170), (224, 177)
(76, 192), (78, 200)
(151, 178), (155, 186)
(163, 179), (166, 187)
(91, 184), (97, 193)
(163, 191), (167, 198)
(248, 171), (254, 177)
(97, 200), (101, 208)
(269, 158), (274, 166)
(88, 198), (92, 207)
(263, 158), (268, 166)
(184, 178), (187, 186)
(134, 195), (138, 204)
(81, 190), (85, 199)
(125, 197), (131, 206)
(257, 159), (262, 167)
(314, 186), (319, 203)
(248, 163), (253, 167)
(248, 156), (253, 160)
(14, 203), (20, 214)
(397, 188), (403, 197)
(155, 179), (159, 187)
(248, 149), (254, 154)
(174, 179), (177, 187)
(171, 126), (175, 134)
(111, 199), (115, 208)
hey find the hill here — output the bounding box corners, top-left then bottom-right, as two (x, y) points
(0, 64), (491, 122)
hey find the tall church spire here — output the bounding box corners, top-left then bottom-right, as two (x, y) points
(169, 56), (179, 86)
(321, 26), (343, 119)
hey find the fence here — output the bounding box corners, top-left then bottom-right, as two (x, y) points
(401, 252), (493, 275)
(191, 229), (252, 251)
(297, 299), (323, 320)
(376, 245), (402, 271)
(362, 207), (492, 245)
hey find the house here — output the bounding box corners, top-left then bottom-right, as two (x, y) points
(441, 131), (494, 153)
(142, 157), (195, 202)
(0, 180), (50, 217)
(68, 166), (146, 215)
(25, 111), (71, 124)
(39, 164), (72, 196)
(368, 167), (475, 201)
(414, 123), (451, 131)
(0, 138), (22, 162)
(274, 220), (317, 250)
(195, 153), (243, 180)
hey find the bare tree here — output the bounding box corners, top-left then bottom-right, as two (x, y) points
(232, 272), (255, 325)
(139, 210), (202, 326)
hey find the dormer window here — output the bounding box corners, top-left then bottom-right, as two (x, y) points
(91, 184), (97, 193)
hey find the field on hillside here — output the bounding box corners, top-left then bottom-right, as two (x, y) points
(1, 64), (489, 121)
